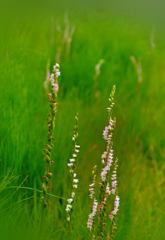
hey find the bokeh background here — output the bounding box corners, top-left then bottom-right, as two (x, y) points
(0, 1), (165, 239)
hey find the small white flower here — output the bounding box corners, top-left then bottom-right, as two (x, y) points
(69, 158), (75, 163)
(110, 195), (120, 218)
(89, 183), (94, 187)
(67, 163), (73, 167)
(53, 63), (59, 71)
(66, 204), (72, 212)
(56, 70), (61, 77)
(67, 198), (73, 204)
(87, 199), (98, 231)
(73, 179), (79, 184)
(55, 63), (60, 68)
(71, 192), (75, 198)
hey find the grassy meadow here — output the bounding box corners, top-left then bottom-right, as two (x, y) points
(0, 3), (165, 240)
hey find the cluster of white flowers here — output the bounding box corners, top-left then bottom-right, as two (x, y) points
(89, 165), (97, 200)
(101, 112), (115, 183)
(103, 118), (114, 141)
(53, 63), (60, 77)
(87, 199), (98, 231)
(101, 149), (113, 182)
(109, 195), (120, 220)
(45, 63), (60, 94)
(89, 182), (95, 200)
(111, 159), (118, 195)
(66, 115), (80, 222)
(107, 86), (115, 114)
(65, 164), (79, 218)
(67, 145), (80, 173)
(65, 190), (76, 216)
(87, 86), (120, 238)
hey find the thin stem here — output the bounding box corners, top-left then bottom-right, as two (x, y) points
(7, 186), (66, 200)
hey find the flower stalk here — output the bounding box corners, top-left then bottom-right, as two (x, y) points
(87, 85), (120, 239)
(65, 114), (80, 223)
(41, 63), (60, 208)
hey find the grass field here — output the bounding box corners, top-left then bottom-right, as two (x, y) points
(0, 3), (165, 239)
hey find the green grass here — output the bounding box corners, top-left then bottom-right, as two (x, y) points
(0, 5), (165, 240)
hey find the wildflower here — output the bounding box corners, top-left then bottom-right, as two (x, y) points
(89, 183), (95, 199)
(67, 163), (73, 167)
(111, 173), (117, 195)
(53, 83), (59, 93)
(87, 199), (98, 231)
(56, 71), (61, 77)
(73, 179), (79, 184)
(101, 149), (113, 182)
(54, 63), (61, 78)
(111, 159), (118, 195)
(87, 85), (120, 239)
(109, 195), (120, 220)
(103, 119), (114, 141)
(66, 204), (72, 212)
(41, 63), (60, 208)
(65, 115), (80, 222)
(89, 165), (97, 200)
(53, 63), (59, 70)
(67, 198), (73, 204)
(69, 158), (75, 163)
(71, 192), (75, 198)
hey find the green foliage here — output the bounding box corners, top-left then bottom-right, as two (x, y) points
(0, 5), (165, 240)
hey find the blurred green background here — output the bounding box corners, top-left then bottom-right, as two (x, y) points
(0, 1), (165, 239)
